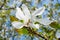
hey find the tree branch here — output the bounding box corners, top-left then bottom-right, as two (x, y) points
(0, 4), (4, 9)
(0, 0), (6, 9)
(23, 27), (48, 40)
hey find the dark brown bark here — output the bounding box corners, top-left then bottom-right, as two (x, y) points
(58, 38), (60, 40)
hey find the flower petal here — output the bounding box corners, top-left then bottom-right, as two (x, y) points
(32, 6), (45, 16)
(12, 21), (24, 29)
(21, 4), (31, 19)
(39, 18), (53, 25)
(16, 7), (25, 20)
(29, 23), (39, 29)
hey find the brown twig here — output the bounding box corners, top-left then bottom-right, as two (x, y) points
(0, 0), (6, 9)
(0, 4), (4, 9)
(23, 27), (48, 40)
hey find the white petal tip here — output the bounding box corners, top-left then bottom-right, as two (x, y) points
(12, 21), (23, 29)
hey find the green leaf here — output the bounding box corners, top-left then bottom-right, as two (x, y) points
(15, 28), (28, 35)
(6, 10), (10, 15)
(55, 3), (60, 9)
(50, 22), (60, 29)
(0, 36), (3, 40)
(0, 10), (10, 17)
(22, 28), (28, 35)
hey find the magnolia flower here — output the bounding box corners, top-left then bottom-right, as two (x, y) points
(12, 4), (52, 29)
(56, 30), (60, 38)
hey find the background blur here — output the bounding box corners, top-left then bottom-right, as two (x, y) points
(0, 0), (60, 40)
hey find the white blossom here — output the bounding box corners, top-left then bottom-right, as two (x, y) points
(12, 4), (52, 29)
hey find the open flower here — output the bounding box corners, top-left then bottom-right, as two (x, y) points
(12, 4), (52, 29)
